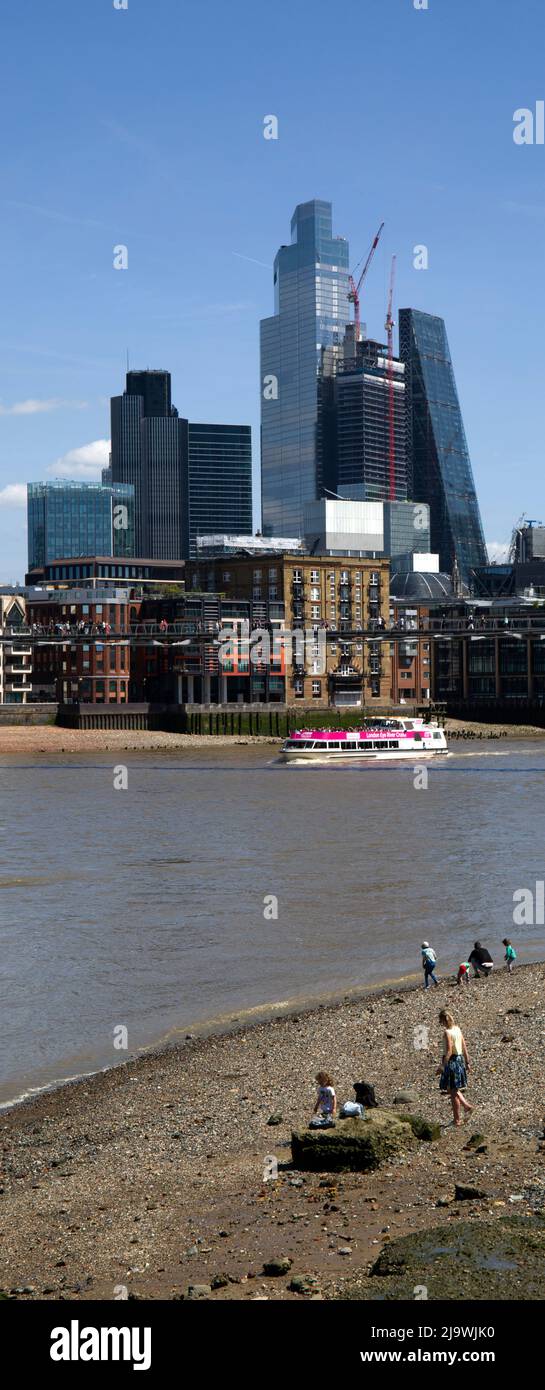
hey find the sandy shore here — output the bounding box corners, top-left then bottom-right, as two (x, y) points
(0, 717), (544, 755)
(1, 962), (544, 1301)
(0, 726), (280, 754)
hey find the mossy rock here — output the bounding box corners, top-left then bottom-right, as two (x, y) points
(396, 1112), (441, 1142)
(338, 1216), (545, 1301)
(291, 1111), (416, 1173)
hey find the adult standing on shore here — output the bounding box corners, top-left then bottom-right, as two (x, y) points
(421, 941), (439, 989)
(437, 1008), (473, 1127)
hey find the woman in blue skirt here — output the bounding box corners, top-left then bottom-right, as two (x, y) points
(437, 1009), (474, 1127)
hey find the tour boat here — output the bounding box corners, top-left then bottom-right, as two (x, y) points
(280, 717), (449, 762)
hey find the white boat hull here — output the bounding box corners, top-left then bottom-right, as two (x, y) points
(281, 746), (449, 762)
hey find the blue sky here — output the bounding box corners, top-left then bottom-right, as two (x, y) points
(1, 0), (544, 579)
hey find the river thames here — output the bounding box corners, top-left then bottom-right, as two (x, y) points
(1, 740), (544, 1105)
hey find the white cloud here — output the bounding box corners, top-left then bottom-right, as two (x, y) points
(0, 484), (27, 507)
(487, 540), (510, 563)
(0, 398), (87, 416)
(47, 439), (111, 480)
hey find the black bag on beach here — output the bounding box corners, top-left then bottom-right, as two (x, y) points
(353, 1081), (378, 1108)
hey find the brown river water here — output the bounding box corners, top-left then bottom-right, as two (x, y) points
(1, 740), (544, 1106)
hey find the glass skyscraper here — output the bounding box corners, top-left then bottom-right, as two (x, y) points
(183, 423), (252, 559)
(399, 309), (487, 583)
(260, 199), (351, 536)
(27, 480), (135, 570)
(111, 371), (180, 557)
(335, 335), (408, 503)
(111, 371), (252, 560)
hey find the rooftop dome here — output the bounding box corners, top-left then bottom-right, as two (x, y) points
(389, 570), (454, 600)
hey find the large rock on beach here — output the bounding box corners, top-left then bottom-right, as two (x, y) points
(291, 1111), (422, 1173)
(338, 1216), (545, 1301)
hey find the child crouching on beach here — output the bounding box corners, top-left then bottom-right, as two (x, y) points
(457, 961), (470, 986)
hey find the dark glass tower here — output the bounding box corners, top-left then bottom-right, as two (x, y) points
(111, 370), (184, 558)
(334, 333), (408, 502)
(126, 369), (172, 419)
(260, 199), (351, 537)
(111, 370), (252, 560)
(183, 423), (252, 558)
(399, 309), (487, 583)
(111, 391), (147, 553)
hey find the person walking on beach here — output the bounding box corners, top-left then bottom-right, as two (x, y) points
(312, 1071), (337, 1122)
(502, 938), (517, 974)
(421, 941), (439, 989)
(437, 1009), (473, 1127)
(468, 941), (493, 979)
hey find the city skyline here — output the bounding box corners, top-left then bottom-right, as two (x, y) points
(2, 0), (545, 577)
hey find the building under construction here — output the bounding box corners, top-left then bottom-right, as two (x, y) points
(332, 329), (408, 503)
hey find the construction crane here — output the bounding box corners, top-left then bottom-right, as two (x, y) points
(508, 512), (526, 564)
(508, 513), (543, 564)
(348, 221), (384, 342)
(385, 254), (397, 501)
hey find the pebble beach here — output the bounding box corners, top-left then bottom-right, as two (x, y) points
(1, 960), (544, 1301)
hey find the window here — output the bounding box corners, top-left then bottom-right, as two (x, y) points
(312, 681), (321, 697)
(294, 678), (304, 697)
(293, 570), (302, 582)
(310, 569), (319, 582)
(310, 586), (320, 601)
(253, 569), (262, 580)
(222, 572), (231, 583)
(311, 606), (320, 620)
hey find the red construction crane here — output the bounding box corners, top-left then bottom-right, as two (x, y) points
(348, 221), (384, 341)
(385, 254), (397, 501)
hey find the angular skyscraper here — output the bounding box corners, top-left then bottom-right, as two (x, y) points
(260, 200), (351, 537)
(399, 309), (487, 583)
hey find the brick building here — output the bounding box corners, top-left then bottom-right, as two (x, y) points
(27, 588), (138, 705)
(187, 553), (391, 708)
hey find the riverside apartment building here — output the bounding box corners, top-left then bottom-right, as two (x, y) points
(187, 552), (391, 708)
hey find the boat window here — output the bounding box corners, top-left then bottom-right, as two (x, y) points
(388, 740), (400, 749)
(433, 731), (443, 740)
